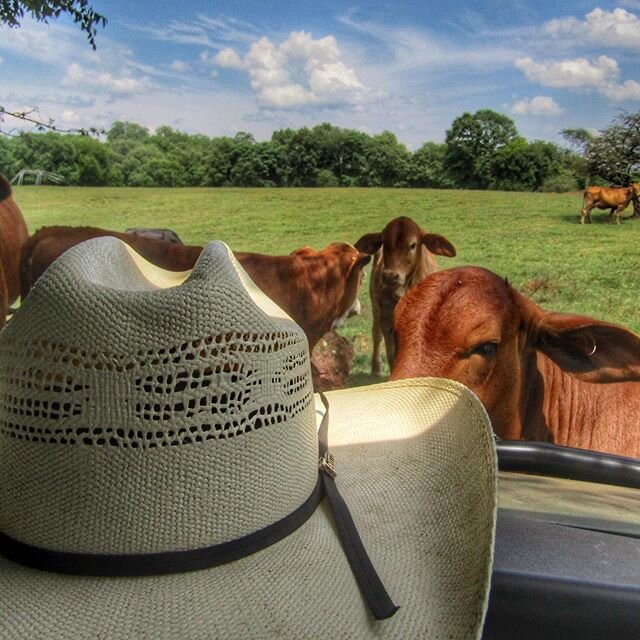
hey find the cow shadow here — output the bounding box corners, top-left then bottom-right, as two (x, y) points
(561, 213), (640, 225)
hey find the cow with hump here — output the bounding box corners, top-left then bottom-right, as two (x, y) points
(581, 183), (640, 224)
(355, 216), (456, 376)
(391, 265), (640, 458)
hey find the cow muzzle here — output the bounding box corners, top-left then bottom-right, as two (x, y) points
(332, 298), (361, 329)
(382, 270), (403, 286)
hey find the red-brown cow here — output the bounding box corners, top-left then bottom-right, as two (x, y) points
(391, 266), (640, 458)
(21, 227), (370, 352)
(581, 183), (640, 224)
(0, 174), (29, 327)
(235, 243), (370, 350)
(355, 216), (456, 375)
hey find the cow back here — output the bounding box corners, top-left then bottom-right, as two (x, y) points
(20, 226), (202, 298)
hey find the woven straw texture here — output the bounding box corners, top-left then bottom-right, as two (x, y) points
(0, 239), (318, 553)
(0, 239), (497, 639)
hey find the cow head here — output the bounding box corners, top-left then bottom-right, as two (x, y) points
(355, 216), (456, 286)
(391, 266), (640, 439)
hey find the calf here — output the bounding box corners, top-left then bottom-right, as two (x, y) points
(0, 175), (29, 325)
(355, 216), (456, 375)
(391, 266), (640, 458)
(20, 226), (370, 352)
(581, 183), (640, 224)
(236, 243), (370, 350)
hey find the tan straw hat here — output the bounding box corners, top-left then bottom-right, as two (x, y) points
(0, 238), (497, 639)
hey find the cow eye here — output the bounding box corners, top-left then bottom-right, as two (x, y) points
(409, 242), (417, 250)
(470, 342), (498, 358)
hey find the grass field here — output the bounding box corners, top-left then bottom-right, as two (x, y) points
(12, 186), (640, 385)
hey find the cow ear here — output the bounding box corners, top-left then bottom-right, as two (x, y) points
(354, 252), (372, 270)
(354, 233), (382, 255)
(534, 312), (640, 383)
(422, 233), (456, 258)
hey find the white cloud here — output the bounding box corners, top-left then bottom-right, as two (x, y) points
(0, 21), (80, 65)
(63, 63), (149, 96)
(211, 31), (368, 109)
(515, 55), (640, 102)
(601, 79), (640, 101)
(61, 110), (80, 124)
(515, 55), (619, 88)
(170, 60), (189, 72)
(511, 96), (563, 116)
(213, 47), (244, 69)
(545, 8), (640, 50)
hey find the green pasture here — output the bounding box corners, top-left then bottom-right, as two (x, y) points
(12, 186), (640, 385)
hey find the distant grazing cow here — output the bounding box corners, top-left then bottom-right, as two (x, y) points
(125, 227), (184, 244)
(581, 183), (640, 224)
(0, 174), (29, 326)
(355, 216), (456, 375)
(20, 226), (370, 352)
(391, 266), (640, 458)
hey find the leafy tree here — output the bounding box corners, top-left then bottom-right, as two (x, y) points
(488, 138), (562, 192)
(363, 131), (411, 187)
(444, 109), (518, 188)
(107, 121), (150, 147)
(407, 142), (453, 188)
(559, 128), (594, 188)
(277, 127), (319, 187)
(199, 137), (236, 187)
(68, 134), (114, 185)
(231, 141), (279, 187)
(586, 110), (640, 186)
(0, 0), (107, 49)
(561, 128), (594, 154)
(11, 131), (78, 182)
(0, 135), (15, 176)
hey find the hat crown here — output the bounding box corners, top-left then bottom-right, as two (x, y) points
(0, 239), (318, 554)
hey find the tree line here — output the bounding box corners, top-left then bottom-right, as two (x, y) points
(1, 108), (637, 191)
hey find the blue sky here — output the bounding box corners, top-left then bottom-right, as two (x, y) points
(2, 1), (640, 149)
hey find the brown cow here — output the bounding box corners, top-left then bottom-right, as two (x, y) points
(236, 243), (370, 350)
(355, 216), (456, 375)
(20, 226), (202, 300)
(0, 174), (29, 327)
(20, 226), (370, 352)
(391, 266), (640, 458)
(580, 183), (640, 224)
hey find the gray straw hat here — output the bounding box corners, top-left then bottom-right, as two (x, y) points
(0, 238), (497, 639)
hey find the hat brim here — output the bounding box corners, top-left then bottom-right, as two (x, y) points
(0, 378), (496, 639)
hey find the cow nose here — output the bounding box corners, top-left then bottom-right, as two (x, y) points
(382, 270), (400, 285)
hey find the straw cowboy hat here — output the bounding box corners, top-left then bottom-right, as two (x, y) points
(0, 238), (497, 639)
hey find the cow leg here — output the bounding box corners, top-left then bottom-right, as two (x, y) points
(615, 204), (625, 224)
(371, 315), (383, 376)
(580, 204), (592, 224)
(383, 328), (397, 372)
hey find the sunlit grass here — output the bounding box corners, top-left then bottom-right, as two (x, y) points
(13, 186), (640, 382)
